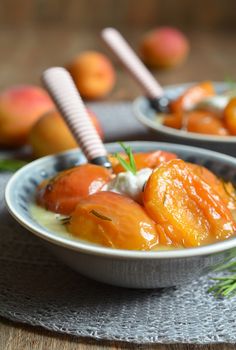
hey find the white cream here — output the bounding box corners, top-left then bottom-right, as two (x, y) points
(103, 168), (152, 203)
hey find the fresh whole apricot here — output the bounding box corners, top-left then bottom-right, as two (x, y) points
(68, 191), (159, 250)
(37, 164), (112, 215)
(29, 109), (103, 158)
(143, 159), (236, 247)
(140, 27), (189, 69)
(0, 85), (54, 147)
(67, 51), (115, 100)
(224, 97), (236, 135)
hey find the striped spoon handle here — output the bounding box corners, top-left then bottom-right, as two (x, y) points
(101, 27), (164, 99)
(101, 28), (170, 113)
(41, 67), (111, 168)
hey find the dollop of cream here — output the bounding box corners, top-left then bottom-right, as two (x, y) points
(103, 168), (152, 203)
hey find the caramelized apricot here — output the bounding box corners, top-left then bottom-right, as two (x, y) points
(163, 110), (229, 136)
(189, 163), (236, 210)
(37, 164), (111, 215)
(170, 81), (215, 113)
(224, 97), (236, 135)
(143, 159), (236, 247)
(163, 112), (183, 129)
(186, 111), (229, 136)
(68, 191), (159, 250)
(110, 151), (177, 174)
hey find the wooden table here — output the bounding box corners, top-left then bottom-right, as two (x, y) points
(1, 28), (236, 349)
(1, 318), (235, 350)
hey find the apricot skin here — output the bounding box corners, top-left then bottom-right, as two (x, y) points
(68, 191), (159, 250)
(170, 81), (215, 113)
(0, 85), (54, 147)
(143, 159), (236, 247)
(29, 109), (103, 158)
(140, 27), (189, 69)
(186, 111), (229, 136)
(37, 164), (111, 215)
(110, 150), (177, 174)
(224, 97), (236, 135)
(67, 51), (115, 100)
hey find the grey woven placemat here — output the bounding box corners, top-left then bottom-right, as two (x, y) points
(0, 102), (236, 344)
(1, 175), (236, 345)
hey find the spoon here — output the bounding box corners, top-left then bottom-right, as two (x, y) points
(101, 28), (235, 117)
(101, 27), (170, 113)
(41, 67), (111, 169)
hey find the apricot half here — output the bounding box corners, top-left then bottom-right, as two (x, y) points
(143, 159), (236, 247)
(68, 191), (158, 250)
(170, 81), (215, 113)
(37, 164), (111, 215)
(189, 163), (236, 210)
(110, 150), (177, 174)
(224, 97), (236, 135)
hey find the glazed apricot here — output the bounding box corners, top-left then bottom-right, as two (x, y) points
(162, 112), (183, 129)
(37, 164), (111, 215)
(68, 191), (159, 250)
(110, 151), (177, 174)
(186, 111), (229, 136)
(143, 159), (236, 247)
(224, 97), (236, 135)
(170, 81), (215, 113)
(189, 163), (236, 210)
(163, 110), (229, 136)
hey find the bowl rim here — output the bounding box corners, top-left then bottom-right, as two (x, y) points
(133, 81), (236, 143)
(5, 141), (236, 260)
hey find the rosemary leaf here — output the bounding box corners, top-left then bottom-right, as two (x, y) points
(0, 159), (28, 172)
(90, 210), (112, 221)
(114, 142), (137, 175)
(114, 153), (134, 174)
(208, 259), (236, 298)
(58, 216), (71, 225)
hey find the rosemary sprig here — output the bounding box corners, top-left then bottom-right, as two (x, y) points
(114, 142), (137, 175)
(208, 258), (236, 298)
(0, 159), (28, 172)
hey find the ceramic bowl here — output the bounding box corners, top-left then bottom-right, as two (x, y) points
(133, 82), (236, 156)
(5, 141), (236, 289)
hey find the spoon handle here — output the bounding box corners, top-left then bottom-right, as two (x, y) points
(42, 67), (111, 168)
(101, 27), (164, 99)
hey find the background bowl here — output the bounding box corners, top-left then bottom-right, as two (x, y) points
(133, 82), (236, 157)
(5, 141), (236, 288)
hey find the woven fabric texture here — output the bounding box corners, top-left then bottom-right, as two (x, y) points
(0, 103), (236, 344)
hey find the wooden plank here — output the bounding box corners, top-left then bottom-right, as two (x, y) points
(1, 318), (236, 349)
(0, 29), (236, 100)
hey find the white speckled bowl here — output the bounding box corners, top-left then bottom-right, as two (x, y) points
(5, 142), (236, 288)
(133, 83), (236, 156)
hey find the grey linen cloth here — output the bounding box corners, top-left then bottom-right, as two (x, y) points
(0, 102), (236, 344)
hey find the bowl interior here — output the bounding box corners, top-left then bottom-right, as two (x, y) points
(5, 141), (236, 259)
(134, 82), (236, 143)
